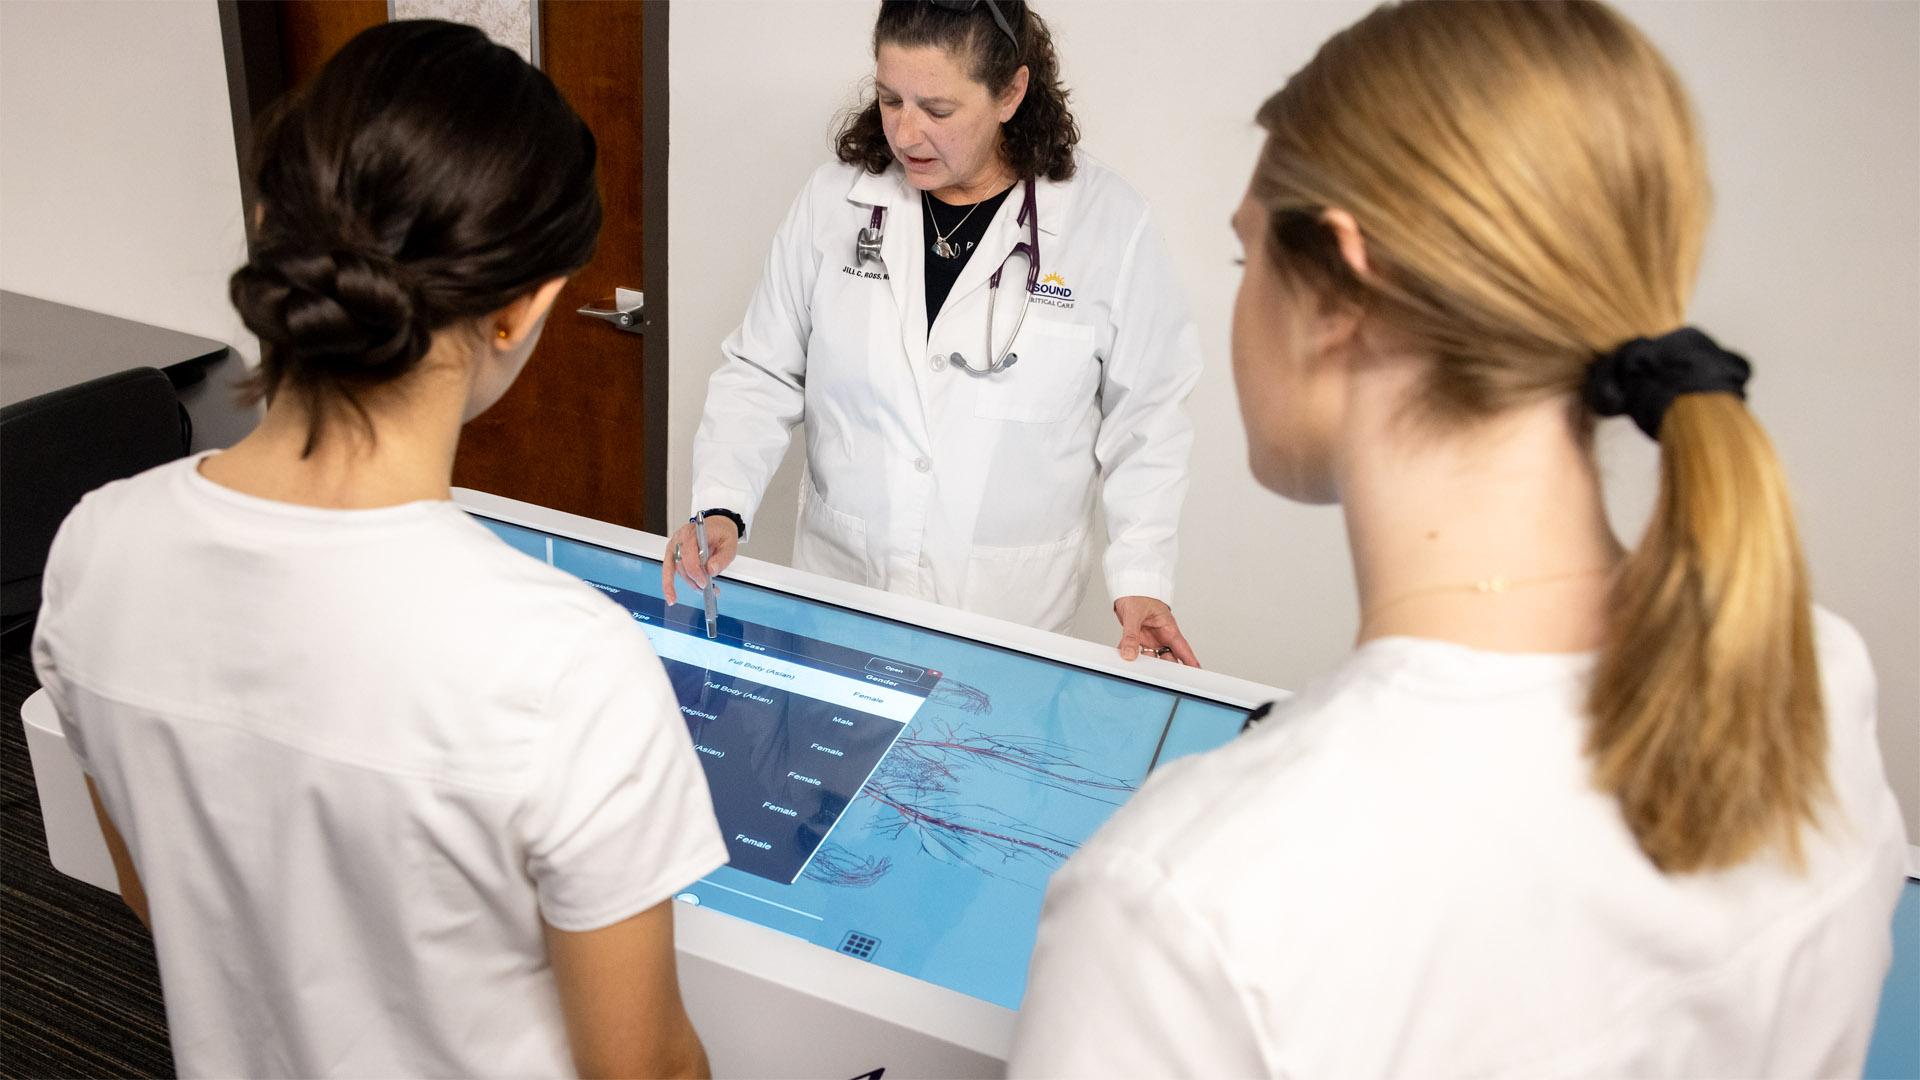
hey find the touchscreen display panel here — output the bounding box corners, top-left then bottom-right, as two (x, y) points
(476, 515), (1250, 1010)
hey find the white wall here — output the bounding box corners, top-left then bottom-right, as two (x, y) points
(0, 0), (257, 366)
(667, 0), (874, 580)
(669, 0), (1920, 839)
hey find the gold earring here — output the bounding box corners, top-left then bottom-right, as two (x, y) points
(496, 327), (509, 339)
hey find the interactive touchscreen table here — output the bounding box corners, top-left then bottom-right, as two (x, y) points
(460, 492), (1286, 1077)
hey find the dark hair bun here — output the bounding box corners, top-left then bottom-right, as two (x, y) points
(231, 19), (601, 450)
(232, 244), (431, 381)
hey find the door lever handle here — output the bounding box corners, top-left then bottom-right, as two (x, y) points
(577, 287), (644, 334)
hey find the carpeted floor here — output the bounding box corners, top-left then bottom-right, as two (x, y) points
(1, 643), (174, 1078)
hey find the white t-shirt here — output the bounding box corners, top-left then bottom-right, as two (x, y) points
(31, 456), (727, 1079)
(1009, 610), (1908, 1078)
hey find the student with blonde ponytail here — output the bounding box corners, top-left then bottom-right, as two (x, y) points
(1010, 2), (1906, 1075)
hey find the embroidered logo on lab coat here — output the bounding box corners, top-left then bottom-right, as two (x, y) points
(1033, 272), (1075, 309)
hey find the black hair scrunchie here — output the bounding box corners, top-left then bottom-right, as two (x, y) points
(1582, 327), (1752, 439)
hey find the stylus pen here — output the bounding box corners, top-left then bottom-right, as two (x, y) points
(693, 511), (719, 639)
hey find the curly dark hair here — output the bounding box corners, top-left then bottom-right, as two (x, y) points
(834, 1), (1079, 182)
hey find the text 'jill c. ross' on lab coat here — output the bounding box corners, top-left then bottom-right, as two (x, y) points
(690, 152), (1202, 633)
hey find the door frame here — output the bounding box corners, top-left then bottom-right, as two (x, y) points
(636, 0), (671, 533)
(215, 1), (673, 533)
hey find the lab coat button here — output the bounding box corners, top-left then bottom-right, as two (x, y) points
(930, 352), (947, 372)
(914, 456), (932, 473)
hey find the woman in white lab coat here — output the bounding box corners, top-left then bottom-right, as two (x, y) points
(663, 0), (1203, 663)
(1011, 2), (1907, 1076)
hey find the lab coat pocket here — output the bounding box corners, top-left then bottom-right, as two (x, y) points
(793, 470), (870, 586)
(962, 526), (1091, 634)
(972, 317), (1098, 424)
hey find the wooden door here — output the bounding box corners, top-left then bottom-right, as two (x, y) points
(220, 0), (670, 532)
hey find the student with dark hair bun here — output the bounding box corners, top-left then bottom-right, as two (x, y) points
(32, 21), (723, 1078)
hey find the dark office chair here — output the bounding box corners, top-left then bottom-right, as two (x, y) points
(1, 366), (190, 647)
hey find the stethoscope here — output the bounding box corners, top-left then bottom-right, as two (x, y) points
(856, 176), (1039, 377)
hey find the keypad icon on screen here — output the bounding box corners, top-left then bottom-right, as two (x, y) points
(839, 931), (880, 960)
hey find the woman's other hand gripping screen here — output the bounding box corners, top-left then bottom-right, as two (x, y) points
(30, 20), (722, 1079)
(1009, 2), (1908, 1076)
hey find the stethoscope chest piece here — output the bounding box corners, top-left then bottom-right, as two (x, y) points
(856, 206), (886, 266)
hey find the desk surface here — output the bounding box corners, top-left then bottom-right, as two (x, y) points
(0, 291), (230, 407)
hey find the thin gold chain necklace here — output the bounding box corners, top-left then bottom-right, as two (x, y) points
(1360, 566), (1617, 630)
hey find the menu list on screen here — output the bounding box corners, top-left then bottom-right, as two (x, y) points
(589, 584), (942, 884)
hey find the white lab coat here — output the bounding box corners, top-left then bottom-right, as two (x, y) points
(691, 154), (1201, 632)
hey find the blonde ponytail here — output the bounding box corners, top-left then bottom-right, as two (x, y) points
(1251, 0), (1828, 873)
(1588, 394), (1826, 871)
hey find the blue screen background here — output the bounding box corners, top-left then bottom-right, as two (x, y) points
(478, 516), (1249, 1010)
